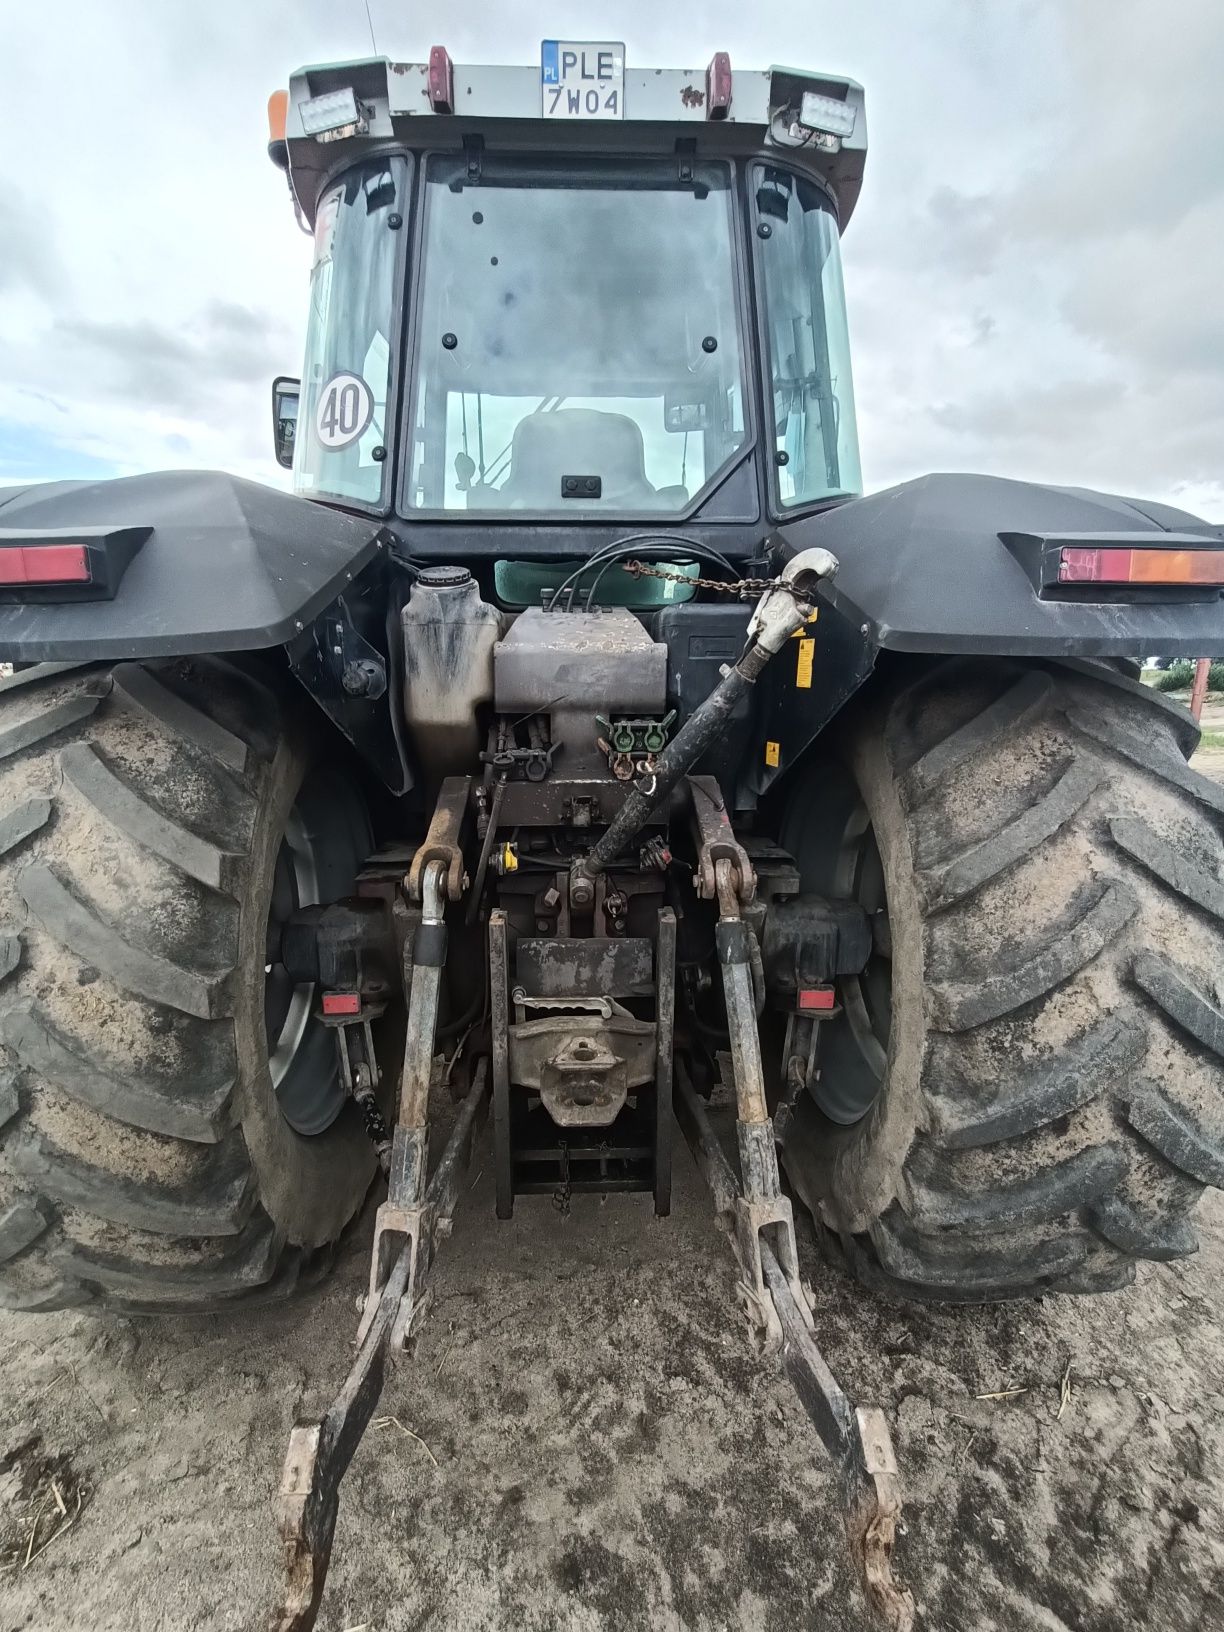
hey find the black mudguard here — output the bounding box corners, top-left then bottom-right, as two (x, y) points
(786, 473), (1224, 659)
(0, 471), (383, 662)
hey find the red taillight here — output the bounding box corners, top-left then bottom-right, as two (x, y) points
(797, 986), (837, 1012)
(706, 52), (732, 119)
(428, 46), (454, 114)
(0, 544), (91, 586)
(322, 992), (361, 1017)
(1059, 546), (1224, 586)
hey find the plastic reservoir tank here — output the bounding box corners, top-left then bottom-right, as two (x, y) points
(401, 566), (501, 786)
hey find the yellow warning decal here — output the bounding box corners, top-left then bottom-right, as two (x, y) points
(765, 740), (781, 768)
(796, 637), (815, 689)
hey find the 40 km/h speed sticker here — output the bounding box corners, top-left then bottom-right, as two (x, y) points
(315, 372), (374, 450)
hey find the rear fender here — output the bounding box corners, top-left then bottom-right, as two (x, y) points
(780, 473), (1224, 661)
(754, 472), (1224, 797)
(0, 471), (385, 662)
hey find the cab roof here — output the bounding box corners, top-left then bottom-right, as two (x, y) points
(271, 52), (867, 230)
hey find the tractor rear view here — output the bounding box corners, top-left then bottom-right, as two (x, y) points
(0, 41), (1222, 1631)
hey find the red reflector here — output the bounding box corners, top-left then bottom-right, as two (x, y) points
(1059, 545), (1224, 586)
(428, 46), (454, 114)
(706, 52), (732, 119)
(798, 986), (836, 1012)
(0, 544), (91, 586)
(322, 992), (361, 1017)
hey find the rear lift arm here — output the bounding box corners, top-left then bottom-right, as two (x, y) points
(675, 1064), (911, 1630)
(679, 758), (912, 1628)
(271, 782), (479, 1632)
(273, 1065), (488, 1631)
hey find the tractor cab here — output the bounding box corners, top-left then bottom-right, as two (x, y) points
(268, 49), (865, 555)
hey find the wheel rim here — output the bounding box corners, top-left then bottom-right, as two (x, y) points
(822, 799), (891, 1123)
(263, 771), (370, 1136)
(782, 764), (892, 1127)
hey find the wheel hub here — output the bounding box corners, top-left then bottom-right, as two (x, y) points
(781, 764), (892, 1127)
(263, 772), (372, 1137)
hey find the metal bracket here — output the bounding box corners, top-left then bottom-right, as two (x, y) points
(357, 1197), (428, 1350)
(773, 1018), (819, 1147)
(732, 1192), (812, 1345)
(688, 774), (756, 902)
(406, 776), (470, 902)
(510, 987), (619, 1019)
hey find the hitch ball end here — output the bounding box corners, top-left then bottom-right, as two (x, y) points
(780, 546), (839, 599)
(747, 548), (840, 657)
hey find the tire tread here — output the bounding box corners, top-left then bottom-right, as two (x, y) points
(61, 741), (239, 890)
(19, 863), (229, 1020)
(784, 660), (1224, 1303)
(0, 661), (360, 1316)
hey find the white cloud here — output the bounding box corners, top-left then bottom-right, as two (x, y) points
(837, 0), (1224, 515)
(0, 0), (1219, 518)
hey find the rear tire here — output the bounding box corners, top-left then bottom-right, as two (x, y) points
(0, 659), (379, 1315)
(780, 659), (1224, 1301)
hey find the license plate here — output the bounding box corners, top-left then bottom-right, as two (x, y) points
(541, 40), (625, 119)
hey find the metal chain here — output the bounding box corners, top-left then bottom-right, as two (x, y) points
(360, 1106), (393, 1173)
(353, 1074), (393, 1175)
(621, 560), (807, 598)
(339, 1032), (393, 1174)
(551, 1142), (572, 1216)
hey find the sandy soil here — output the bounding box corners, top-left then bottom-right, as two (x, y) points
(2, 1104), (1224, 1632)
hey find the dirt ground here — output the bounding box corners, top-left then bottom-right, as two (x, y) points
(2, 1115), (1224, 1632)
(0, 731), (1221, 1632)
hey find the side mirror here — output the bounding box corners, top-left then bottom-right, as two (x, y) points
(272, 376), (300, 470)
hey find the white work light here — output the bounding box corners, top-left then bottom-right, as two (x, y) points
(300, 87), (366, 137)
(798, 91), (856, 138)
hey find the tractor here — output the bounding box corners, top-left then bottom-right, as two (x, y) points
(0, 42), (1222, 1631)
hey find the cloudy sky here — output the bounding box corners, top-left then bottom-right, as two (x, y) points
(1, 1), (1220, 518)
